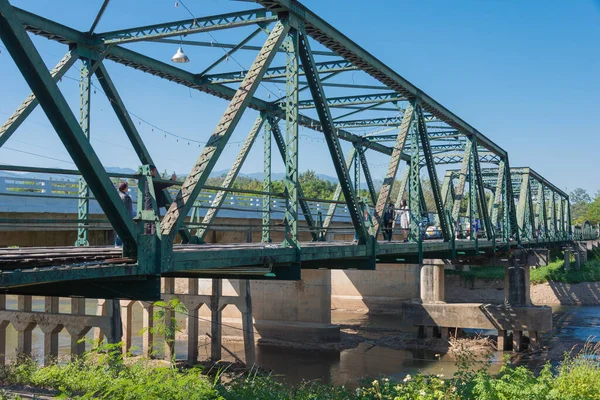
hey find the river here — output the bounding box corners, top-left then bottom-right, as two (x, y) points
(2, 299), (598, 387)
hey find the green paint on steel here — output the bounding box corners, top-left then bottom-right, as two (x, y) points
(196, 115), (265, 242)
(0, 51), (77, 148)
(471, 139), (492, 241)
(75, 57), (92, 247)
(322, 147), (356, 234)
(372, 103), (413, 237)
(297, 30), (368, 244)
(451, 139), (472, 223)
(96, 8), (277, 45)
(357, 146), (377, 206)
(416, 103), (450, 241)
(262, 118), (273, 243)
(283, 30), (299, 249)
(160, 19), (290, 242)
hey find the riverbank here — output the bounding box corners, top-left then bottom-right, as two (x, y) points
(446, 253), (600, 305)
(2, 341), (600, 399)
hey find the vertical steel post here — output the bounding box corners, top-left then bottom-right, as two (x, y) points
(354, 143), (361, 198)
(262, 118), (273, 243)
(283, 29), (299, 248)
(75, 58), (92, 247)
(550, 191), (557, 241)
(357, 147), (377, 206)
(416, 104), (450, 241)
(408, 120), (421, 244)
(491, 161), (505, 235)
(451, 140), (473, 223)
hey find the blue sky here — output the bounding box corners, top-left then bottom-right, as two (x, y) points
(0, 0), (599, 196)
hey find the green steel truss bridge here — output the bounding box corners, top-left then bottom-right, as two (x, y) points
(0, 0), (595, 300)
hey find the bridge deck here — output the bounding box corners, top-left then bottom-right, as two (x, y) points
(0, 238), (534, 290)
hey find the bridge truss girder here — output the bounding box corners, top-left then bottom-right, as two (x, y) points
(0, 0), (574, 297)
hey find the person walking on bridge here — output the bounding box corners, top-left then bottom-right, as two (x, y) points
(115, 181), (133, 247)
(398, 199), (410, 242)
(382, 202), (395, 241)
(145, 166), (177, 235)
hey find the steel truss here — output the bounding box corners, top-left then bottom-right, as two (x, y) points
(0, 0), (575, 298)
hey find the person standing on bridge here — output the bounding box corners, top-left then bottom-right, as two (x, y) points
(144, 166), (177, 235)
(115, 181), (134, 247)
(398, 199), (410, 242)
(382, 202), (395, 241)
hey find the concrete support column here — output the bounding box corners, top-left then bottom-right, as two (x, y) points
(210, 278), (223, 362)
(252, 270), (339, 342)
(497, 329), (507, 351)
(420, 264), (445, 304)
(44, 297), (59, 365)
(71, 298), (86, 358)
(239, 279), (255, 366)
(0, 295), (6, 366)
(17, 295), (33, 356)
(187, 278), (199, 365)
(574, 250), (581, 270)
(564, 248), (571, 270)
(120, 300), (134, 354)
(504, 258), (530, 306)
(164, 278), (176, 362)
(579, 243), (588, 263)
(141, 303), (154, 357)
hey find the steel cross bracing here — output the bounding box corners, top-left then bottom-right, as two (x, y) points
(0, 0), (582, 298)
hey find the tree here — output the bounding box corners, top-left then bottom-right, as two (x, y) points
(570, 188), (591, 225)
(585, 198), (600, 225)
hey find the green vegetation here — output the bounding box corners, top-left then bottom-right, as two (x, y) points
(570, 187), (600, 225)
(2, 342), (600, 399)
(447, 252), (600, 285)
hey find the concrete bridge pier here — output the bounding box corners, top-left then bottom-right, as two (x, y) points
(564, 248), (571, 270)
(418, 262), (450, 339)
(253, 270), (340, 343)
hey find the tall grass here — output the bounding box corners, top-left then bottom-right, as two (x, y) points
(2, 341), (600, 399)
(447, 252), (600, 285)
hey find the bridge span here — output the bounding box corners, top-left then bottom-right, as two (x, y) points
(0, 0), (598, 362)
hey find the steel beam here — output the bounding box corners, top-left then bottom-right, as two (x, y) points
(357, 146), (377, 206)
(417, 104), (451, 240)
(322, 148), (356, 234)
(0, 51), (77, 148)
(198, 27), (263, 77)
(451, 140), (473, 222)
(491, 161), (504, 231)
(75, 58), (92, 247)
(298, 92), (404, 109)
(203, 59), (355, 84)
(252, 0), (507, 157)
(151, 37), (337, 56)
(517, 171), (530, 238)
(297, 30), (367, 244)
(161, 20), (290, 241)
(195, 115), (265, 241)
(95, 63), (192, 243)
(372, 103), (413, 237)
(0, 0), (136, 248)
(283, 30), (299, 248)
(96, 9), (277, 45)
(262, 118), (273, 243)
(472, 140), (492, 240)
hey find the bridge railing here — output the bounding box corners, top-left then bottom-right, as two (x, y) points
(0, 175), (353, 225)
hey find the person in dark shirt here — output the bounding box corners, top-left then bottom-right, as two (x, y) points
(115, 181), (133, 247)
(382, 202), (395, 241)
(145, 165), (177, 235)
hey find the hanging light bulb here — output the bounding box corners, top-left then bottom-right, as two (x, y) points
(171, 46), (190, 63)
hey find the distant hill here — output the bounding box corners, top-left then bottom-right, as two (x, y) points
(0, 167), (372, 189)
